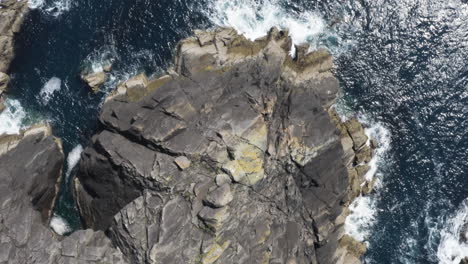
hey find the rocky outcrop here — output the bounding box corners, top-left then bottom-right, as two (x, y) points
(81, 71), (108, 93)
(0, 0), (28, 73)
(73, 27), (373, 263)
(0, 124), (127, 264)
(0, 72), (9, 94)
(0, 0), (29, 112)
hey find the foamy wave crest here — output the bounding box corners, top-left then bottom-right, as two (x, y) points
(345, 196), (378, 242)
(65, 144), (83, 179)
(344, 116), (392, 242)
(0, 99), (27, 135)
(82, 45), (118, 74)
(206, 0), (343, 55)
(361, 120), (392, 182)
(437, 199), (468, 264)
(39, 77), (61, 104)
(50, 214), (71, 235)
(28, 0), (72, 17)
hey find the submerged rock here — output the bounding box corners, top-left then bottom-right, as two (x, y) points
(74, 27), (362, 264)
(81, 71), (107, 92)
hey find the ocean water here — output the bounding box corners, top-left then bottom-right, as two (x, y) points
(3, 0), (467, 262)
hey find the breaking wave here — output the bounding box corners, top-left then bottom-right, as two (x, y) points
(344, 116), (392, 243)
(437, 199), (468, 264)
(0, 99), (27, 136)
(205, 0), (346, 55)
(39, 77), (61, 104)
(49, 214), (71, 235)
(28, 0), (72, 17)
(65, 144), (83, 180)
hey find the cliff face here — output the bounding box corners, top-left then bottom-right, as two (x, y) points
(73, 28), (370, 264)
(0, 0), (29, 111)
(0, 125), (127, 264)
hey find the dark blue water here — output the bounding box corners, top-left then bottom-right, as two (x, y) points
(9, 0), (210, 230)
(5, 0), (467, 262)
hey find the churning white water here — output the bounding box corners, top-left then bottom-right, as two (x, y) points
(344, 117), (392, 242)
(205, 0), (345, 55)
(65, 144), (83, 179)
(28, 0), (71, 17)
(39, 77), (61, 104)
(49, 214), (71, 235)
(0, 99), (27, 135)
(437, 199), (468, 264)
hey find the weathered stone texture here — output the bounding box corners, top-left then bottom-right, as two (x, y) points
(73, 27), (369, 264)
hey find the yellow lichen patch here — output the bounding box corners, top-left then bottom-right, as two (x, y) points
(241, 118), (268, 152)
(338, 235), (367, 258)
(255, 221), (272, 245)
(260, 251), (271, 264)
(126, 86), (148, 102)
(222, 142), (265, 186)
(227, 35), (268, 57)
(200, 241), (230, 264)
(201, 65), (232, 74)
(146, 75), (172, 92)
(288, 136), (336, 167)
(124, 73), (149, 102)
(237, 146), (263, 174)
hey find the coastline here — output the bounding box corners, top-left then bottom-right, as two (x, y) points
(0, 6), (376, 260)
(0, 0), (29, 112)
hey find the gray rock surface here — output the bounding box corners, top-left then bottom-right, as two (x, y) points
(74, 27), (372, 263)
(0, 72), (9, 95)
(81, 71), (107, 93)
(0, 0), (28, 113)
(0, 0), (28, 73)
(0, 124), (127, 264)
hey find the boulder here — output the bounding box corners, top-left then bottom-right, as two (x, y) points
(355, 145), (373, 164)
(174, 155), (191, 170)
(215, 173), (232, 186)
(345, 119), (368, 150)
(204, 184), (233, 208)
(81, 71), (107, 92)
(103, 63), (112, 72)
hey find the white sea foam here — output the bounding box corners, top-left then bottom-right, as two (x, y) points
(39, 77), (61, 104)
(28, 0), (71, 17)
(206, 0), (341, 54)
(49, 214), (71, 235)
(361, 120), (392, 182)
(65, 144), (83, 179)
(0, 99), (27, 135)
(28, 0), (45, 9)
(83, 45), (118, 74)
(345, 195), (378, 243)
(437, 199), (468, 264)
(344, 116), (392, 242)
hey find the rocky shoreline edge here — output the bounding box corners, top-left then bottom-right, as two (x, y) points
(0, 5), (377, 262)
(0, 0), (29, 112)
